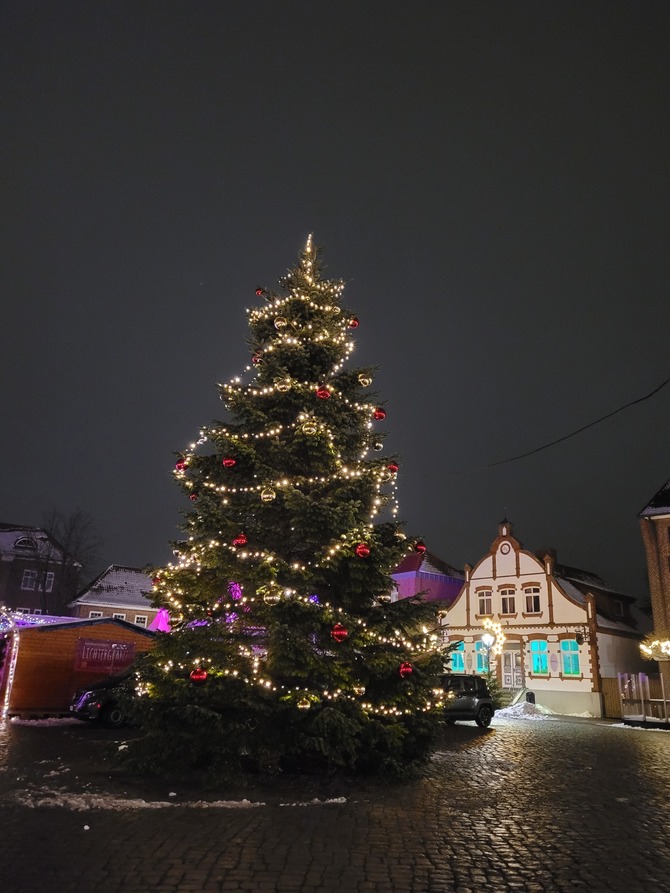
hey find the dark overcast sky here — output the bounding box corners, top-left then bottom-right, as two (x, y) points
(1, 1), (669, 598)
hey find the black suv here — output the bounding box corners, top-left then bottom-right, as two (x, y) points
(441, 673), (495, 728)
(70, 671), (132, 728)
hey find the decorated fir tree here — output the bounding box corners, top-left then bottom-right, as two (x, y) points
(127, 238), (447, 779)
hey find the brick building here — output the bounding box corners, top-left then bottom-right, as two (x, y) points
(639, 478), (670, 689)
(0, 523), (81, 616)
(70, 565), (158, 628)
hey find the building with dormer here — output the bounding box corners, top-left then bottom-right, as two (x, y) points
(0, 523), (81, 616)
(441, 521), (649, 716)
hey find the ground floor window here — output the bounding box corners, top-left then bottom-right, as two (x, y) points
(561, 639), (580, 675)
(475, 641), (489, 673)
(530, 640), (548, 674)
(450, 641), (464, 672)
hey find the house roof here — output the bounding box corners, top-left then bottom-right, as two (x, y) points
(73, 565), (154, 609)
(24, 616), (156, 637)
(554, 563), (634, 600)
(639, 479), (670, 517)
(393, 550), (464, 580)
(0, 523), (73, 562)
(555, 577), (650, 634)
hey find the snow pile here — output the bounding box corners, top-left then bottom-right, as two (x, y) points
(10, 788), (347, 811)
(610, 722), (670, 733)
(496, 701), (554, 720)
(11, 717), (82, 726)
(279, 797), (347, 807)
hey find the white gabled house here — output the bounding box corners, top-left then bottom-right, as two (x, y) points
(441, 521), (650, 717)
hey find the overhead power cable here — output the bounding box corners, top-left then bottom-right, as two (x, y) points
(461, 372), (670, 472)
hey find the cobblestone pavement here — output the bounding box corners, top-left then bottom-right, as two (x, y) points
(1, 715), (669, 892)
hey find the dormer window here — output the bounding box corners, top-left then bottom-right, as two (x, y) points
(14, 537), (36, 550)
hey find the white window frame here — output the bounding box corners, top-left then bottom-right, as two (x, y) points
(42, 571), (55, 593)
(21, 569), (38, 591)
(525, 587), (541, 613)
(500, 588), (516, 614)
(112, 613), (126, 621)
(477, 591), (492, 615)
(89, 611), (103, 619)
(134, 615), (148, 627)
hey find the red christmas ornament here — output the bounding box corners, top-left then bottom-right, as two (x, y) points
(175, 460), (186, 471)
(399, 662), (413, 678)
(355, 542), (371, 558)
(331, 623), (349, 643)
(222, 457), (237, 468)
(348, 317), (360, 328)
(252, 354), (263, 365)
(387, 463), (399, 474)
(152, 576), (160, 586)
(316, 386), (331, 399)
(189, 493), (198, 501)
(255, 287), (264, 296)
(414, 541), (427, 554)
(373, 407), (386, 421)
(190, 668), (208, 684)
(232, 533), (248, 547)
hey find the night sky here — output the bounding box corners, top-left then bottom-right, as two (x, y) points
(2, 2), (669, 598)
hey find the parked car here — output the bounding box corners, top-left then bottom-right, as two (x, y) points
(70, 671), (132, 727)
(441, 673), (495, 728)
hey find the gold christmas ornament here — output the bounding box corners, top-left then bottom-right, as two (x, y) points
(260, 488), (276, 503)
(358, 373), (373, 387)
(258, 583), (282, 605)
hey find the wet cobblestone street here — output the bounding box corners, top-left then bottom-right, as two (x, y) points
(1, 715), (669, 892)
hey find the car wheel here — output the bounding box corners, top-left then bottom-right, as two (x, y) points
(475, 705), (493, 728)
(101, 703), (125, 728)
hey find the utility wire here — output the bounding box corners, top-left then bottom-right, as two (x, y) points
(460, 373), (670, 472)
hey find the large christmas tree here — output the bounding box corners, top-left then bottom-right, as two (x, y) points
(127, 238), (447, 779)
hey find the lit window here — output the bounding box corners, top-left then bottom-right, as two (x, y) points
(525, 587), (541, 613)
(500, 588), (515, 614)
(134, 615), (148, 627)
(89, 611), (103, 619)
(530, 640), (548, 674)
(450, 641), (464, 672)
(21, 570), (37, 591)
(475, 641), (489, 673)
(478, 591), (492, 615)
(561, 640), (580, 675)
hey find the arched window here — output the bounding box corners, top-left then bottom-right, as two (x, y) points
(449, 641), (465, 672)
(561, 640), (580, 675)
(14, 537), (36, 550)
(530, 640), (548, 674)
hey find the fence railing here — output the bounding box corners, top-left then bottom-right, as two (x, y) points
(617, 673), (669, 724)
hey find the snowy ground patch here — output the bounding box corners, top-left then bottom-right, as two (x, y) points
(10, 717), (82, 727)
(609, 722), (670, 733)
(9, 789), (348, 811)
(495, 702), (555, 720)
